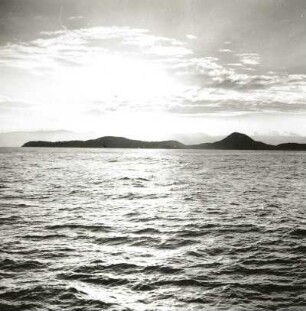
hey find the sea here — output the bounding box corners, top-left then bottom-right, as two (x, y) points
(0, 148), (305, 311)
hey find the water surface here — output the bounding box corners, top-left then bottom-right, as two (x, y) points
(0, 148), (305, 310)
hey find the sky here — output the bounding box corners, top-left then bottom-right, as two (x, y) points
(0, 0), (306, 146)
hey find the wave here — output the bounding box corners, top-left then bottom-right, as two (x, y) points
(133, 228), (161, 234)
(23, 233), (68, 240)
(46, 224), (113, 232)
(0, 258), (45, 271)
(288, 228), (306, 237)
(119, 177), (150, 181)
(60, 273), (129, 286)
(0, 215), (21, 224)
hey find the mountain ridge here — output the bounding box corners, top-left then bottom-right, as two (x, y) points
(22, 132), (306, 150)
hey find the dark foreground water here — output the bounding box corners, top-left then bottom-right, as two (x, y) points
(0, 148), (305, 311)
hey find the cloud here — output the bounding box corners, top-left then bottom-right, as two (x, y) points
(186, 34), (197, 40)
(238, 53), (260, 66)
(168, 99), (306, 115)
(219, 48), (232, 53)
(0, 26), (305, 119)
(166, 71), (306, 115)
(0, 95), (33, 112)
(0, 26), (193, 75)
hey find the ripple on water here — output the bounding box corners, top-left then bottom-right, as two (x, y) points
(0, 148), (305, 311)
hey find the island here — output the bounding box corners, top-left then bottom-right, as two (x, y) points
(22, 132), (306, 150)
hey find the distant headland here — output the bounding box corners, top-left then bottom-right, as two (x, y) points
(22, 132), (306, 150)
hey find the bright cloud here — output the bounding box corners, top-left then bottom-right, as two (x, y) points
(186, 34), (197, 40)
(238, 53), (260, 66)
(0, 26), (306, 138)
(219, 48), (232, 53)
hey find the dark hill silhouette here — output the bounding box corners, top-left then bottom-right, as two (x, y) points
(275, 143), (306, 151)
(22, 132), (306, 150)
(190, 132), (274, 150)
(22, 136), (185, 149)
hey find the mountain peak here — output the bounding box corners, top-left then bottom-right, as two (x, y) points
(222, 132), (254, 143)
(212, 132), (259, 149)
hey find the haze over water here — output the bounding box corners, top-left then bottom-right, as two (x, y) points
(0, 148), (306, 311)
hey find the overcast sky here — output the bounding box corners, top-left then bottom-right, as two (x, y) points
(0, 0), (306, 144)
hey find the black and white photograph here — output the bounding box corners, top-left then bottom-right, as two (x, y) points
(0, 1), (306, 310)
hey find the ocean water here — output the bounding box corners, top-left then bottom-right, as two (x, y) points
(0, 148), (305, 311)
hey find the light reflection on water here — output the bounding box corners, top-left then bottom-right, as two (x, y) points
(0, 148), (305, 311)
